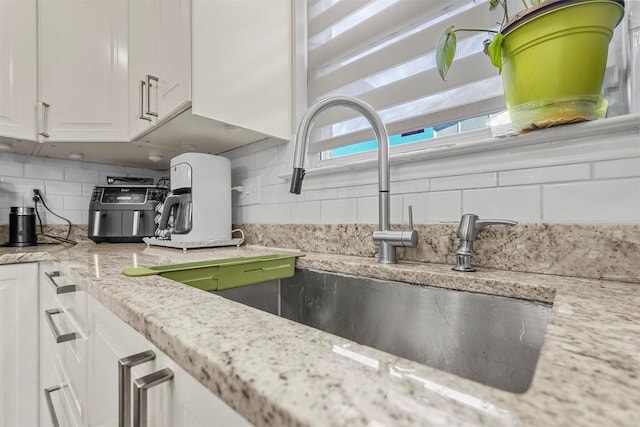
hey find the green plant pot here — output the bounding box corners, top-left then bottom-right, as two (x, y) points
(500, 0), (625, 129)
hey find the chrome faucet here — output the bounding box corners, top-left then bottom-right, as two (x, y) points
(289, 95), (417, 264)
(452, 213), (517, 272)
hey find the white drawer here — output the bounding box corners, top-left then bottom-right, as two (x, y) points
(42, 270), (87, 332)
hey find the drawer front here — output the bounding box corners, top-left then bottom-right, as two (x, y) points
(42, 267), (89, 426)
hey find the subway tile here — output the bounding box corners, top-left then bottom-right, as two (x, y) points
(45, 181), (82, 196)
(0, 176), (45, 190)
(40, 210), (81, 226)
(356, 195), (403, 224)
(0, 191), (26, 209)
(254, 146), (280, 168)
(64, 168), (100, 183)
(64, 195), (91, 210)
(594, 157), (640, 179)
(500, 164), (591, 186)
(291, 201), (321, 223)
(463, 186), (541, 222)
(543, 178), (640, 222)
(338, 184), (378, 199)
(391, 179), (430, 194)
(431, 173), (497, 191)
(304, 188), (338, 201)
(259, 185), (279, 204)
(25, 164), (64, 180)
(262, 203), (291, 224)
(0, 161), (24, 177)
(404, 191), (462, 223)
(320, 198), (357, 223)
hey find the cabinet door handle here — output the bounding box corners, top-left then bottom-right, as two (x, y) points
(145, 74), (159, 118)
(44, 384), (67, 427)
(44, 308), (79, 343)
(133, 368), (174, 427)
(138, 80), (152, 122)
(118, 350), (156, 427)
(132, 210), (141, 236)
(45, 271), (77, 294)
(38, 101), (50, 138)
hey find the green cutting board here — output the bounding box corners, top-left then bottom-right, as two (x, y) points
(123, 254), (297, 291)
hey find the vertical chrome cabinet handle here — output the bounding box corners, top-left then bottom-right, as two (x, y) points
(118, 350), (156, 427)
(45, 271), (77, 294)
(133, 368), (174, 427)
(138, 80), (152, 121)
(44, 385), (67, 427)
(132, 211), (141, 236)
(44, 308), (79, 343)
(38, 101), (50, 138)
(145, 74), (159, 117)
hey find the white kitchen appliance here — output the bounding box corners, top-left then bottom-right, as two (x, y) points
(144, 153), (242, 249)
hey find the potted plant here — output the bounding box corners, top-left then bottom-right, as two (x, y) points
(437, 0), (626, 130)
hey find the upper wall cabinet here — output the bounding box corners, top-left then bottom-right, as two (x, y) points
(129, 0), (191, 139)
(133, 0), (293, 155)
(0, 0), (37, 142)
(38, 0), (128, 142)
(192, 0), (293, 141)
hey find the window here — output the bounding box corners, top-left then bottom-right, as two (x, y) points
(304, 0), (630, 161)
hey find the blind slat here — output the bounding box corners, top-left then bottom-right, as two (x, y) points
(307, 0), (505, 152)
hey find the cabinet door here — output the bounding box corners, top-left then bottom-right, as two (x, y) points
(0, 263), (39, 427)
(160, 353), (252, 427)
(38, 0), (128, 142)
(86, 295), (168, 427)
(0, 0), (37, 141)
(192, 0), (292, 140)
(157, 0), (191, 118)
(129, 0), (191, 140)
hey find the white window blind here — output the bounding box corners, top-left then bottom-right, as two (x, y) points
(306, 0), (507, 154)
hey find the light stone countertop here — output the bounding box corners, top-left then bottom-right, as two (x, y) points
(1, 242), (638, 426)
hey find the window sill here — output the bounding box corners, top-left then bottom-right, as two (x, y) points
(279, 113), (640, 181)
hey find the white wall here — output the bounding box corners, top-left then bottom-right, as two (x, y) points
(225, 115), (640, 225)
(0, 153), (167, 225)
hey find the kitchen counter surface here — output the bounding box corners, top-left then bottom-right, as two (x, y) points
(1, 242), (638, 426)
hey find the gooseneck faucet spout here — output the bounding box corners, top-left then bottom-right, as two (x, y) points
(290, 95), (417, 264)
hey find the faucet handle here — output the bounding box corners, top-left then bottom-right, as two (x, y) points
(408, 205), (414, 229)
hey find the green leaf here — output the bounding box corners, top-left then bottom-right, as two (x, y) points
(436, 26), (457, 80)
(487, 33), (504, 74)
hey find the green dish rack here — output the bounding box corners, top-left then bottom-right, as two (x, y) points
(123, 254), (297, 291)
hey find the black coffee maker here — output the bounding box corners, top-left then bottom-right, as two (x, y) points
(5, 207), (37, 247)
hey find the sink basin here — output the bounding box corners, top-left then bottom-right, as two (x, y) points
(214, 268), (552, 393)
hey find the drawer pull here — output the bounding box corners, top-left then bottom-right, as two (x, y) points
(44, 308), (79, 343)
(133, 368), (174, 427)
(118, 350), (156, 427)
(44, 384), (67, 427)
(45, 271), (77, 294)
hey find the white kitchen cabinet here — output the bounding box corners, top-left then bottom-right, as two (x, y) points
(39, 264), (89, 427)
(131, 0), (292, 155)
(192, 0), (292, 141)
(37, 0), (128, 142)
(0, 0), (38, 141)
(0, 263), (39, 427)
(85, 292), (251, 427)
(129, 0), (191, 139)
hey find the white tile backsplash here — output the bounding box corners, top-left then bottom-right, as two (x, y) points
(321, 198), (357, 223)
(543, 178), (640, 222)
(0, 153), (166, 225)
(404, 191), (462, 223)
(594, 157), (640, 179)
(463, 186), (541, 221)
(221, 122), (640, 225)
(431, 173), (497, 191)
(499, 164), (591, 186)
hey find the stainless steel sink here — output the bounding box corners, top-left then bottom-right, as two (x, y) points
(214, 268), (552, 393)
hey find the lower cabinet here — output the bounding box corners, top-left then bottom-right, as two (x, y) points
(0, 263), (39, 427)
(39, 264), (252, 427)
